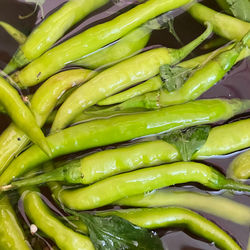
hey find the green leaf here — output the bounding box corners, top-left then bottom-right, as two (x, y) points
(160, 65), (195, 92)
(161, 125), (211, 161)
(216, 0), (250, 22)
(65, 209), (163, 250)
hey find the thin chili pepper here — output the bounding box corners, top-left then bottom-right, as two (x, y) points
(71, 23), (153, 69)
(0, 195), (31, 250)
(0, 69), (95, 174)
(21, 187), (94, 250)
(116, 189), (250, 226)
(50, 161), (250, 211)
(0, 98), (248, 186)
(6, 117), (250, 189)
(0, 21), (26, 45)
(227, 149), (250, 180)
(11, 0), (193, 87)
(0, 76), (51, 157)
(98, 76), (163, 106)
(51, 23), (213, 132)
(188, 3), (250, 44)
(4, 0), (110, 74)
(102, 33), (250, 111)
(97, 207), (241, 250)
(202, 37), (228, 50)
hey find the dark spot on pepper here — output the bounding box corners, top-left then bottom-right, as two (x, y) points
(37, 72), (41, 79)
(17, 137), (21, 141)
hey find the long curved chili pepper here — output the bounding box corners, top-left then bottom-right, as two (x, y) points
(188, 3), (250, 43)
(0, 195), (31, 250)
(0, 98), (248, 186)
(4, 0), (110, 74)
(0, 76), (51, 157)
(51, 161), (250, 210)
(227, 149), (250, 180)
(96, 33), (250, 111)
(21, 187), (94, 250)
(97, 207), (241, 250)
(116, 189), (250, 226)
(5, 118), (250, 189)
(51, 23), (213, 132)
(11, 0), (193, 87)
(0, 69), (95, 174)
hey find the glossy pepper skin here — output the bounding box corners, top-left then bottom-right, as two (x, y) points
(21, 187), (94, 250)
(12, 0), (192, 87)
(0, 98), (248, 186)
(0, 76), (51, 157)
(0, 195), (30, 250)
(228, 149), (250, 180)
(188, 3), (250, 43)
(104, 34), (250, 111)
(4, 0), (109, 74)
(51, 23), (212, 131)
(0, 69), (95, 174)
(116, 189), (250, 226)
(6, 118), (250, 189)
(52, 162), (250, 210)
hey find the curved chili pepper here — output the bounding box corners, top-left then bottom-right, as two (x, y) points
(0, 98), (248, 186)
(4, 0), (110, 74)
(116, 189), (250, 226)
(6, 118), (250, 189)
(0, 76), (51, 157)
(51, 23), (212, 132)
(0, 195), (30, 250)
(21, 187), (94, 250)
(98, 207), (241, 250)
(11, 0), (193, 87)
(51, 161), (250, 210)
(0, 69), (95, 174)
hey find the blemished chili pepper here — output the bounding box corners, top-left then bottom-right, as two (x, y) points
(21, 187), (94, 250)
(0, 21), (26, 45)
(0, 76), (51, 157)
(97, 207), (241, 250)
(51, 23), (212, 132)
(0, 195), (31, 250)
(71, 23), (152, 69)
(98, 33), (250, 111)
(227, 149), (250, 180)
(11, 0), (193, 87)
(116, 189), (250, 226)
(4, 0), (110, 74)
(188, 3), (250, 44)
(6, 117), (250, 189)
(0, 98), (248, 186)
(0, 69), (95, 174)
(51, 161), (250, 211)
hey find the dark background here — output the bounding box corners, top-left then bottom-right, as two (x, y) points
(0, 0), (250, 249)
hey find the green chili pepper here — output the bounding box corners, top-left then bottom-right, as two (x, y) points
(227, 149), (250, 180)
(11, 0), (193, 87)
(116, 189), (250, 226)
(0, 76), (51, 157)
(0, 195), (30, 250)
(0, 98), (248, 187)
(51, 23), (213, 132)
(4, 0), (110, 74)
(98, 33), (250, 111)
(202, 37), (228, 50)
(51, 161), (250, 211)
(97, 207), (241, 250)
(0, 69), (95, 174)
(6, 117), (250, 189)
(21, 187), (94, 250)
(0, 21), (26, 45)
(188, 3), (250, 43)
(71, 21), (155, 69)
